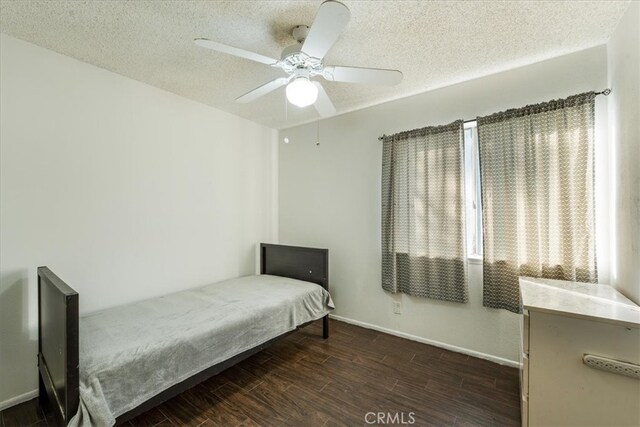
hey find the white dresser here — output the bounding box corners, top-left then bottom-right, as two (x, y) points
(519, 277), (640, 427)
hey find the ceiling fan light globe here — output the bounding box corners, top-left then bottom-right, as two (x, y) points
(286, 78), (318, 108)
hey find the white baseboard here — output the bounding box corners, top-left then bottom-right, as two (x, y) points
(329, 313), (519, 368)
(0, 389), (38, 412)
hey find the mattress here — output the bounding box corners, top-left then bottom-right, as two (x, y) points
(68, 274), (334, 427)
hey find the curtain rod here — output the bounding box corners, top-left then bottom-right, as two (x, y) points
(377, 88), (611, 141)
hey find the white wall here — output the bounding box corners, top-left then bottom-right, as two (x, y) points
(279, 46), (609, 364)
(608, 2), (640, 304)
(0, 34), (277, 406)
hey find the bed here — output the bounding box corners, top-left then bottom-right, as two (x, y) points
(37, 243), (333, 427)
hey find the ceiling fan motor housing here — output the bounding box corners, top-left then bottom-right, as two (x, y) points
(280, 25), (314, 62)
(279, 25), (324, 77)
(279, 45), (324, 77)
(280, 43), (303, 60)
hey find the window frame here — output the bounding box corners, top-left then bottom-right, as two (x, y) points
(464, 121), (483, 261)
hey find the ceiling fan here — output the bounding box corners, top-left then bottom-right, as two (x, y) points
(194, 0), (403, 117)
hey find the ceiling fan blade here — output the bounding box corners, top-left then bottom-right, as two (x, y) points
(301, 1), (350, 59)
(323, 66), (403, 86)
(194, 38), (278, 65)
(312, 82), (336, 117)
(236, 78), (289, 103)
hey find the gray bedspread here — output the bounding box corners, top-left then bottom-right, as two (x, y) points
(68, 274), (334, 427)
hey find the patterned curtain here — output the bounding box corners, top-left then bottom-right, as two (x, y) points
(478, 92), (597, 313)
(382, 120), (467, 303)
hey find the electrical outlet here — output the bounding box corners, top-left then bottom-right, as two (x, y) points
(393, 301), (402, 314)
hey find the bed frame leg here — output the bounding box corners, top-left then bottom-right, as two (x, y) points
(322, 315), (329, 339)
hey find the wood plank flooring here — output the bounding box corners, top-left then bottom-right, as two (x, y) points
(1, 319), (521, 427)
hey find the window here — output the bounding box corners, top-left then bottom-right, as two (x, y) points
(464, 121), (483, 258)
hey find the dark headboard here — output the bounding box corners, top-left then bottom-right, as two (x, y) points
(260, 243), (329, 291)
(35, 244), (330, 426)
(37, 267), (79, 426)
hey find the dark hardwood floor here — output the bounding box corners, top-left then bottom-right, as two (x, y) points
(1, 319), (520, 427)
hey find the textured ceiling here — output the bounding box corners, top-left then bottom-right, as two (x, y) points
(0, 1), (630, 129)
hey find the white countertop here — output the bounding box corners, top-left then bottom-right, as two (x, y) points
(519, 277), (640, 328)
